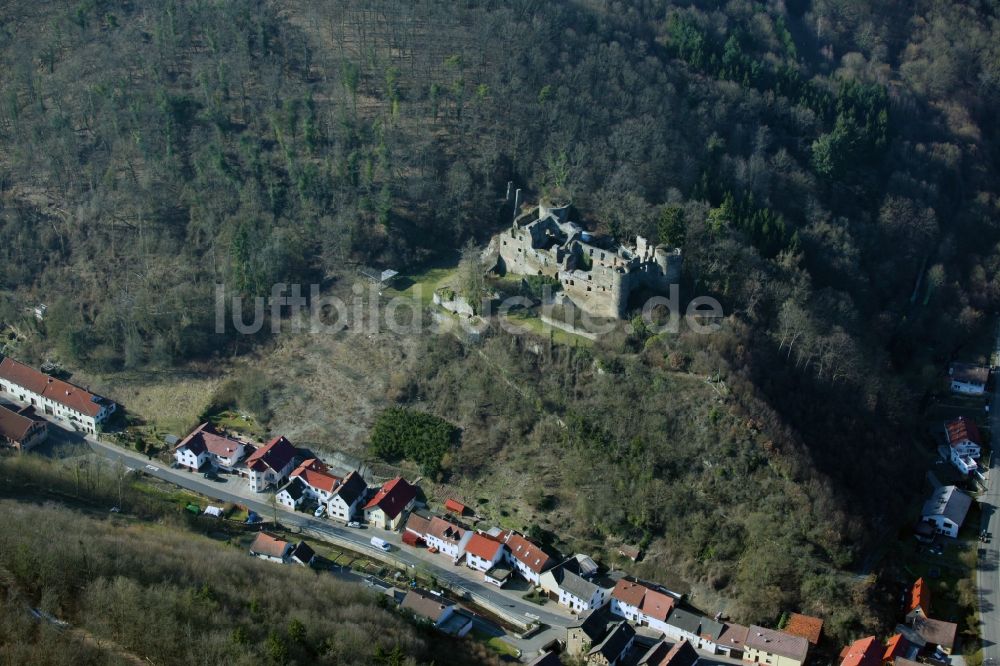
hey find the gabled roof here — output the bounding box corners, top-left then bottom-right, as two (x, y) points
(291, 458), (341, 493)
(364, 476), (417, 519)
(640, 588), (676, 622)
(425, 516), (468, 543)
(921, 486), (972, 525)
(404, 511), (432, 536)
(667, 608), (704, 635)
(246, 435), (297, 474)
(444, 498), (467, 514)
(570, 601), (614, 641)
(784, 613), (824, 645)
(401, 588), (454, 623)
(908, 578), (930, 615)
(277, 477), (308, 501)
(333, 470), (367, 505)
(175, 423), (244, 459)
(647, 639), (699, 666)
(588, 622), (635, 661)
(0, 357), (112, 417)
(466, 533), (504, 561)
(910, 616), (957, 650)
(883, 634), (908, 663)
(289, 541), (315, 565)
(0, 403), (38, 443)
(839, 636), (881, 666)
(249, 532), (290, 559)
(745, 626), (809, 662)
(950, 362), (989, 385)
(560, 569), (599, 603)
(945, 417), (981, 446)
(504, 532), (554, 574)
(718, 623), (750, 651)
(611, 578), (648, 608)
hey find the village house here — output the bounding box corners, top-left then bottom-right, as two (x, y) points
(743, 626), (810, 666)
(948, 362), (989, 395)
(502, 531), (555, 585)
(568, 603), (615, 657)
(540, 555), (611, 614)
(921, 485), (973, 538)
(276, 477), (309, 509)
(244, 435), (298, 492)
(0, 357), (117, 435)
(906, 578), (930, 621)
(664, 608), (725, 652)
(249, 532), (293, 563)
(909, 616), (957, 655)
(587, 621), (636, 666)
(882, 634), (910, 664)
(363, 476), (418, 530)
(464, 532), (507, 572)
(173, 423), (247, 471)
(943, 416), (982, 474)
(288, 541), (316, 566)
(783, 613), (823, 647)
(642, 639), (701, 666)
(399, 589), (474, 637)
(609, 578), (678, 636)
(288, 458), (341, 503)
(839, 636), (882, 666)
(422, 515), (473, 562)
(0, 403), (47, 452)
(717, 623), (751, 660)
(327, 470), (368, 522)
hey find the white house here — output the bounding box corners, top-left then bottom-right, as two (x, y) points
(921, 485), (973, 538)
(249, 532), (293, 563)
(288, 458), (341, 503)
(663, 607), (725, 652)
(0, 404), (48, 452)
(949, 363), (989, 395)
(539, 556), (609, 613)
(944, 417), (982, 475)
(244, 435), (298, 492)
(276, 478), (309, 509)
(423, 516), (473, 562)
(609, 578), (677, 635)
(502, 531), (554, 585)
(0, 357), (117, 435)
(173, 423), (247, 471)
(363, 476), (417, 530)
(400, 589), (474, 637)
(464, 533), (506, 572)
(327, 470), (368, 522)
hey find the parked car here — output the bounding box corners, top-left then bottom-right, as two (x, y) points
(314, 505), (326, 518)
(347, 521), (361, 528)
(370, 537), (391, 552)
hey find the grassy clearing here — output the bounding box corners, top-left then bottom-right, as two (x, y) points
(209, 409), (266, 438)
(504, 309), (594, 347)
(470, 629), (520, 659)
(387, 263), (459, 306)
(106, 372), (222, 436)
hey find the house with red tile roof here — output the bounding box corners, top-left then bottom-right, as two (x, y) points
(244, 435), (298, 492)
(0, 357), (117, 435)
(882, 634), (908, 664)
(173, 422), (248, 471)
(784, 613), (824, 646)
(839, 636), (882, 666)
(906, 578), (930, 620)
(363, 476), (417, 530)
(502, 531), (555, 585)
(609, 577), (679, 635)
(465, 532), (506, 572)
(0, 403), (47, 452)
(944, 416), (982, 474)
(249, 532), (293, 563)
(289, 458), (341, 500)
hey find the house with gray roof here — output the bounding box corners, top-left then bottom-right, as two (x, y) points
(743, 626), (810, 666)
(588, 621), (636, 666)
(921, 485), (973, 538)
(540, 555), (612, 613)
(568, 602), (615, 657)
(661, 608), (725, 652)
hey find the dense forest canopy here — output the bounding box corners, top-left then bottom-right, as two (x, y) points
(1, 0), (999, 643)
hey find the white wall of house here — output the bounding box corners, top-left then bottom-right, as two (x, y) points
(0, 382), (113, 435)
(276, 488), (304, 509)
(211, 444), (246, 469)
(175, 447), (209, 470)
(951, 450), (978, 474)
(923, 516), (960, 538)
(328, 493), (362, 522)
(951, 380), (985, 395)
(508, 557), (542, 585)
(610, 598), (641, 623)
(251, 550), (289, 564)
(466, 548), (503, 572)
(426, 531), (472, 560)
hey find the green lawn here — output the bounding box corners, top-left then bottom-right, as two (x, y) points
(386, 262), (459, 306)
(470, 629), (520, 659)
(504, 309), (594, 347)
(209, 409), (266, 439)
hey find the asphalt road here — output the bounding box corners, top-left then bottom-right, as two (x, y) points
(84, 436), (574, 632)
(979, 323), (1000, 666)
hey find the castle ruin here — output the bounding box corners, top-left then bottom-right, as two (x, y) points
(487, 197), (682, 319)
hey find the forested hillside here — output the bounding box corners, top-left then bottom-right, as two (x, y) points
(2, 0), (1000, 645)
